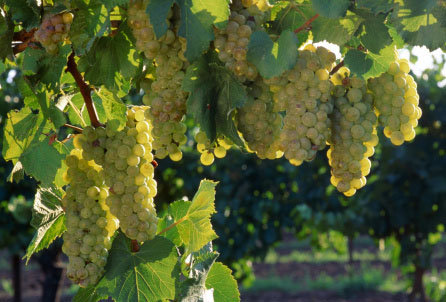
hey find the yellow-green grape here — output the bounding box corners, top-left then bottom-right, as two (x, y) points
(327, 71), (378, 197)
(133, 0), (189, 161)
(34, 12), (73, 54)
(368, 56), (422, 145)
(62, 146), (118, 288)
(80, 106), (158, 243)
(213, 1), (268, 81)
(264, 46), (336, 166)
(194, 131), (233, 163)
(236, 78), (283, 159)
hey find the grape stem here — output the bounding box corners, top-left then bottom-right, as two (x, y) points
(294, 14), (319, 33)
(66, 52), (103, 128)
(63, 123), (83, 133)
(131, 240), (140, 252)
(12, 28), (38, 55)
(330, 60), (345, 75)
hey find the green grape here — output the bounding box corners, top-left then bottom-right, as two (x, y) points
(35, 12), (74, 54)
(263, 45), (336, 165)
(213, 1), (268, 81)
(200, 152), (215, 166)
(327, 70), (378, 197)
(62, 147), (118, 288)
(368, 55), (422, 145)
(236, 78), (282, 160)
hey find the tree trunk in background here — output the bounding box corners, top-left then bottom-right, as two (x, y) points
(37, 240), (63, 302)
(347, 236), (354, 278)
(12, 254), (21, 302)
(408, 265), (426, 302)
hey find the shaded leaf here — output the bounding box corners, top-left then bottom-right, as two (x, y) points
(206, 262), (240, 302)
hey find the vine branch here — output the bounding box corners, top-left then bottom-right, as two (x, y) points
(330, 60), (345, 75)
(12, 28), (38, 55)
(294, 14), (319, 33)
(63, 123), (83, 133)
(131, 240), (140, 253)
(66, 52), (102, 128)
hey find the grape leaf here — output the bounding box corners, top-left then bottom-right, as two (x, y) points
(344, 44), (394, 79)
(5, 0), (40, 30)
(0, 12), (14, 60)
(20, 136), (66, 187)
(391, 0), (446, 50)
(312, 0), (350, 18)
(73, 287), (106, 302)
(158, 200), (190, 246)
(184, 53), (246, 145)
(206, 262), (240, 302)
(2, 107), (46, 164)
(89, 234), (179, 302)
(69, 0), (110, 56)
(7, 161), (25, 183)
(247, 30), (298, 79)
(147, 0), (230, 62)
(361, 15), (393, 54)
(311, 12), (362, 45)
(160, 179), (218, 253)
(24, 187), (66, 263)
(78, 27), (140, 91)
(272, 2), (313, 45)
(178, 252), (219, 302)
(93, 87), (127, 129)
(356, 0), (393, 14)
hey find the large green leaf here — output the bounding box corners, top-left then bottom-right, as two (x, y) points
(2, 107), (46, 164)
(312, 0), (350, 18)
(344, 44), (395, 79)
(360, 15), (392, 54)
(77, 234), (179, 302)
(311, 12), (362, 45)
(78, 26), (140, 91)
(272, 2), (312, 45)
(183, 54), (246, 145)
(69, 0), (110, 55)
(356, 0), (393, 14)
(206, 262), (240, 302)
(24, 187), (66, 263)
(147, 0), (230, 62)
(159, 180), (218, 253)
(93, 87), (127, 129)
(178, 252), (219, 302)
(20, 136), (66, 187)
(5, 0), (40, 30)
(391, 0), (446, 50)
(0, 12), (14, 60)
(247, 30), (298, 79)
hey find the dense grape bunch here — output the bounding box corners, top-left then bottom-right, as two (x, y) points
(264, 45), (336, 166)
(34, 12), (73, 54)
(213, 0), (268, 81)
(236, 78), (283, 159)
(367, 56), (422, 146)
(129, 0), (189, 161)
(194, 131), (233, 166)
(61, 148), (118, 287)
(89, 107), (159, 243)
(327, 68), (379, 196)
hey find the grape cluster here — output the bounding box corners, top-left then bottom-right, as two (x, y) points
(264, 45), (336, 166)
(128, 0), (189, 161)
(97, 107), (158, 242)
(236, 78), (283, 159)
(35, 12), (73, 54)
(62, 147), (118, 287)
(195, 131), (233, 166)
(368, 57), (422, 145)
(213, 1), (267, 81)
(327, 68), (379, 196)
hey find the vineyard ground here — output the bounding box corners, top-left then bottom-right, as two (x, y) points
(0, 236), (445, 302)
